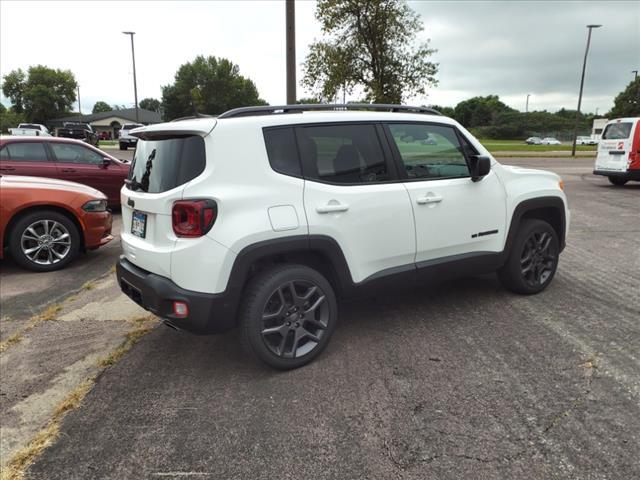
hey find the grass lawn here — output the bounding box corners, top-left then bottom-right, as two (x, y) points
(98, 140), (117, 146)
(479, 140), (596, 152)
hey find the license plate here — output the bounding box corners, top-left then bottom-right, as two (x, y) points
(131, 211), (147, 238)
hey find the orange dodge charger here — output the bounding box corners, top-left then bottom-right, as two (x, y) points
(0, 175), (113, 271)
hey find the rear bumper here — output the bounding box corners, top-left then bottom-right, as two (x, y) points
(116, 256), (238, 334)
(593, 169), (640, 180)
(120, 138), (137, 144)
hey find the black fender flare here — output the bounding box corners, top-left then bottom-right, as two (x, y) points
(503, 196), (567, 255)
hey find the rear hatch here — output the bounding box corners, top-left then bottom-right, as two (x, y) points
(120, 120), (215, 277)
(596, 120), (636, 172)
(58, 126), (87, 140)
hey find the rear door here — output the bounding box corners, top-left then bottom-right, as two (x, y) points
(596, 120), (636, 173)
(298, 123), (416, 284)
(0, 141), (58, 177)
(121, 135), (207, 277)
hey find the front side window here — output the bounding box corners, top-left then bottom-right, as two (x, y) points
(263, 127), (302, 177)
(388, 123), (470, 180)
(0, 142), (48, 162)
(50, 143), (103, 165)
(127, 136), (205, 193)
(298, 124), (389, 184)
(602, 122), (632, 140)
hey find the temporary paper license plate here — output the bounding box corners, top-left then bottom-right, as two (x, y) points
(131, 211), (147, 238)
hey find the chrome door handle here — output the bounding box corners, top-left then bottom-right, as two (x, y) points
(416, 194), (443, 205)
(316, 203), (349, 214)
(61, 168), (77, 173)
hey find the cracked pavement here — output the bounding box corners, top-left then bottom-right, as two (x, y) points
(16, 157), (640, 479)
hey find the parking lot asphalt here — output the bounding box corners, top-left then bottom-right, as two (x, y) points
(12, 158), (640, 479)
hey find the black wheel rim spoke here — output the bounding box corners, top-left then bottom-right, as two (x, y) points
(520, 230), (557, 287)
(260, 279), (329, 359)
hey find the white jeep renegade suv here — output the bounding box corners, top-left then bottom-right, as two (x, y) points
(116, 104), (570, 369)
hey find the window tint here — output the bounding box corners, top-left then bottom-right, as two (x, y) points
(298, 124), (388, 184)
(389, 124), (470, 179)
(602, 122), (632, 140)
(263, 127), (301, 177)
(127, 136), (205, 193)
(0, 142), (49, 162)
(51, 143), (103, 165)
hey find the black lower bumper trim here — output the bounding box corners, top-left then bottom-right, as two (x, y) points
(116, 256), (239, 334)
(593, 169), (640, 181)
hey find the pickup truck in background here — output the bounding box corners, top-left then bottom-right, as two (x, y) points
(118, 123), (143, 150)
(8, 123), (52, 136)
(57, 122), (99, 146)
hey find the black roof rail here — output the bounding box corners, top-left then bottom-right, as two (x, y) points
(217, 103), (441, 119)
(170, 113), (216, 122)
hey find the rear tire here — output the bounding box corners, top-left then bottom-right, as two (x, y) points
(608, 176), (628, 186)
(498, 219), (559, 295)
(8, 210), (80, 272)
(240, 264), (338, 370)
(119, 143), (127, 151)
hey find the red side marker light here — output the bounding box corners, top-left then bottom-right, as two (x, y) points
(173, 301), (189, 318)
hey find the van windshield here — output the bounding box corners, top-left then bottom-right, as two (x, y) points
(127, 136), (205, 193)
(602, 122), (632, 140)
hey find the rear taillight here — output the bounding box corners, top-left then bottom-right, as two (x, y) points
(172, 199), (217, 237)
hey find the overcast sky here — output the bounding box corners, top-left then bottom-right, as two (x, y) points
(1, 0), (638, 114)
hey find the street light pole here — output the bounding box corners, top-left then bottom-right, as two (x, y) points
(286, 0), (296, 104)
(122, 31), (139, 122)
(633, 70), (638, 80)
(525, 93), (530, 113)
(77, 86), (82, 122)
(572, 24), (601, 157)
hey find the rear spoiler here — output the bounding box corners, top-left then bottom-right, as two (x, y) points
(131, 118), (217, 140)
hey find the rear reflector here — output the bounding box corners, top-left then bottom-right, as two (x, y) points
(173, 301), (189, 318)
(172, 199), (217, 237)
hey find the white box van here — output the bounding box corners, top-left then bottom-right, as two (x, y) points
(593, 117), (640, 186)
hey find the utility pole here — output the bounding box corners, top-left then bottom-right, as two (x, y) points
(572, 24), (601, 157)
(77, 86), (82, 121)
(122, 31), (139, 122)
(525, 93), (530, 113)
(286, 0), (296, 105)
(633, 70), (638, 80)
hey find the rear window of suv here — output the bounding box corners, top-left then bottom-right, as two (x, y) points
(127, 136), (205, 193)
(123, 124), (143, 130)
(602, 122), (632, 139)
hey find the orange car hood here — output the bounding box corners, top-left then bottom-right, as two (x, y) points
(0, 175), (106, 199)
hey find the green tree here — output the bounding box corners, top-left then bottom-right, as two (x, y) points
(0, 103), (25, 133)
(161, 56), (267, 120)
(139, 97), (161, 112)
(92, 101), (112, 113)
(2, 69), (26, 113)
(1, 65), (77, 123)
(607, 78), (640, 118)
(452, 95), (514, 128)
(302, 0), (438, 103)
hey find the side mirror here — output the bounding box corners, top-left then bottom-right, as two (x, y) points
(469, 155), (491, 182)
(101, 157), (112, 168)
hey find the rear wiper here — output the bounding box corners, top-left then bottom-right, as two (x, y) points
(124, 179), (146, 191)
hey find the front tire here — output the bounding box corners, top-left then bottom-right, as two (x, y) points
(608, 176), (628, 186)
(498, 219), (559, 295)
(8, 210), (80, 272)
(240, 264), (338, 370)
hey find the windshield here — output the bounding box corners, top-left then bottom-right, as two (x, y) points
(127, 136), (205, 193)
(602, 122), (632, 140)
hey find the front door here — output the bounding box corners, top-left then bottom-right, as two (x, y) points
(385, 122), (507, 265)
(298, 123), (416, 284)
(48, 141), (118, 202)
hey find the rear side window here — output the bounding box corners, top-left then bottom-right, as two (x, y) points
(263, 127), (302, 177)
(602, 122), (632, 139)
(123, 124), (143, 130)
(298, 124), (389, 184)
(0, 142), (49, 162)
(127, 136), (205, 193)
